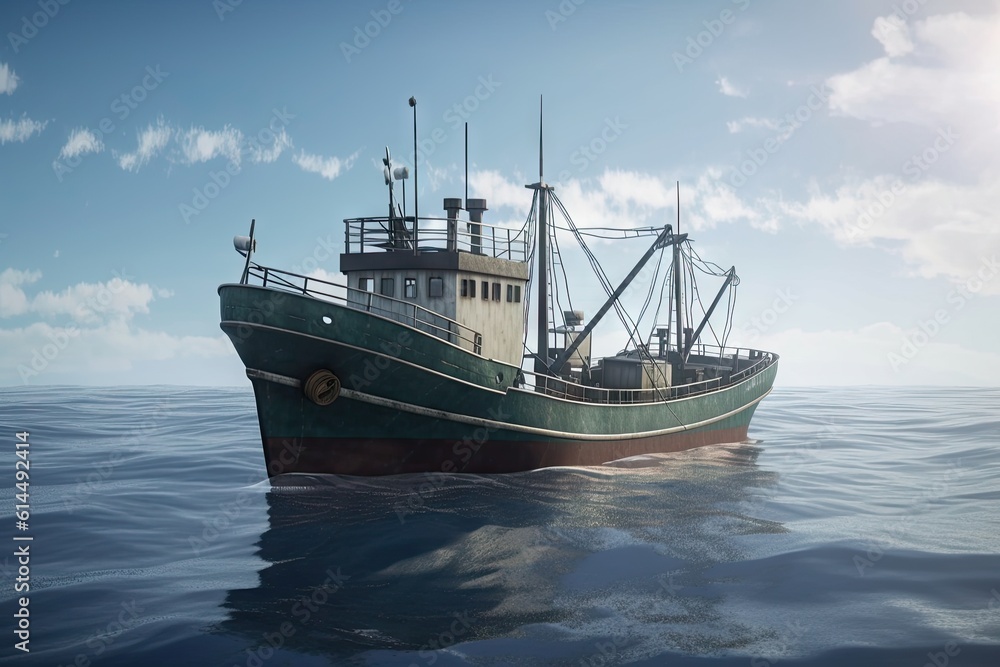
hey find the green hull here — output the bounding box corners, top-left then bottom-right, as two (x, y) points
(220, 284), (777, 476)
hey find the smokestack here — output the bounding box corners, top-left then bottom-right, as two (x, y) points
(444, 197), (462, 252)
(466, 198), (487, 255)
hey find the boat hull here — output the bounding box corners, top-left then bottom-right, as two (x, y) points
(220, 284), (777, 477)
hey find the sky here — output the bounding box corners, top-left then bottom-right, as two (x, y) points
(1, 0), (998, 387)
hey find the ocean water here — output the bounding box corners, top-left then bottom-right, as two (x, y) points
(1, 386), (999, 666)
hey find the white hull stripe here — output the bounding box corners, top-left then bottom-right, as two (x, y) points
(226, 320), (509, 396)
(227, 320), (777, 408)
(246, 368), (772, 441)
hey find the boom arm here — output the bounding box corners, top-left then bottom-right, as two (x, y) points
(547, 226), (687, 375)
(682, 266), (736, 360)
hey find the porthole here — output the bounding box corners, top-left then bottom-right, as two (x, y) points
(321, 316), (332, 325)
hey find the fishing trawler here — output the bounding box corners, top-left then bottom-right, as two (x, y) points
(219, 100), (778, 477)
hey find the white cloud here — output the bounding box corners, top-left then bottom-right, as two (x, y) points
(769, 8), (1000, 293)
(422, 160), (456, 192)
(59, 128), (104, 159)
(469, 167), (777, 237)
(872, 15), (914, 57)
(716, 76), (748, 98)
(0, 116), (47, 144)
(0, 268), (42, 286)
(0, 270), (171, 324)
(827, 10), (1000, 142)
(726, 117), (782, 134)
(113, 120), (298, 170)
(469, 169), (530, 210)
(781, 175), (1000, 291)
(31, 278), (157, 324)
(1, 320), (233, 384)
(294, 148), (361, 180)
(116, 119), (172, 172)
(0, 271), (232, 384)
(178, 125), (244, 166)
(0, 269), (41, 317)
(250, 128), (292, 164)
(735, 323), (1000, 386)
(0, 63), (19, 95)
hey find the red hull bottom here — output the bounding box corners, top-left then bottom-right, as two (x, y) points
(262, 425), (750, 477)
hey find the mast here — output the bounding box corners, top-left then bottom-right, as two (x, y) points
(550, 226), (685, 373)
(409, 96), (418, 254)
(525, 96), (552, 373)
(673, 181), (684, 362)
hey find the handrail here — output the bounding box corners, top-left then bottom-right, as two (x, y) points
(241, 262), (484, 354)
(514, 346), (777, 405)
(343, 215), (528, 262)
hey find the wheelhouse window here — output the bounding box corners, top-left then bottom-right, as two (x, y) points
(461, 279), (469, 297)
(506, 285), (513, 302)
(380, 277), (394, 297)
(429, 277), (444, 298)
(492, 282), (501, 301)
(359, 277), (374, 292)
(404, 278), (417, 299)
(514, 285), (522, 303)
(481, 281), (488, 300)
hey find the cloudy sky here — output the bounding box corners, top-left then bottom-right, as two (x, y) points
(2, 0), (998, 387)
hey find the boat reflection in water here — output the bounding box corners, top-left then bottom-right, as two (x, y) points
(216, 444), (784, 664)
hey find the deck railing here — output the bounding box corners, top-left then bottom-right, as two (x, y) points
(515, 346), (777, 404)
(242, 263), (484, 353)
(344, 215), (528, 261)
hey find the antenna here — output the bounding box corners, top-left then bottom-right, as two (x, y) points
(409, 96), (418, 250)
(539, 95), (544, 181)
(673, 181), (684, 362)
(238, 218), (255, 284)
(464, 122), (469, 207)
